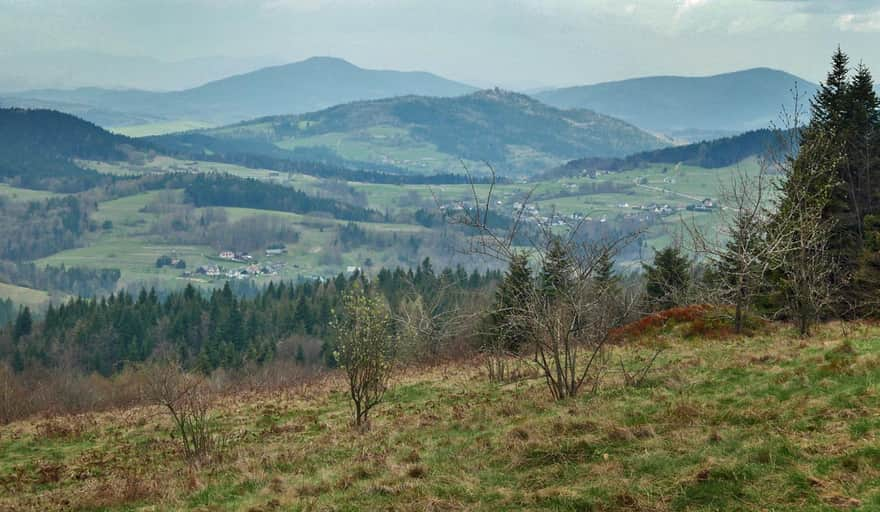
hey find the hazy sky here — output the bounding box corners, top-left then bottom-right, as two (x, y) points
(2, 0), (880, 89)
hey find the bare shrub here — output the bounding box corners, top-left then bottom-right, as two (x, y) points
(140, 361), (226, 464)
(451, 165), (637, 400)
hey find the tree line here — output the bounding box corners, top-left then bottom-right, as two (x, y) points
(0, 260), (499, 376)
(0, 261), (120, 297)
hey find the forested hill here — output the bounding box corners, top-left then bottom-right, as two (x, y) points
(164, 89), (670, 175)
(544, 128), (785, 178)
(0, 108), (148, 191)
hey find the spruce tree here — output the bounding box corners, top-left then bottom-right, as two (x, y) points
(491, 252), (533, 352)
(643, 247), (691, 310)
(540, 237), (573, 301)
(12, 306), (32, 341)
(594, 251), (618, 289)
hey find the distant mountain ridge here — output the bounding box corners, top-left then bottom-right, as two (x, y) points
(535, 68), (818, 140)
(156, 88), (670, 175)
(3, 57), (477, 128)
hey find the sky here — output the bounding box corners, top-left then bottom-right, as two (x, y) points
(1, 0), (879, 90)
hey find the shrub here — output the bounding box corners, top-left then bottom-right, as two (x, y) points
(331, 289), (395, 429)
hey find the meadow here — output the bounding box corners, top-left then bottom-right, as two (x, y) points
(2, 322), (878, 510)
(0, 282), (52, 309)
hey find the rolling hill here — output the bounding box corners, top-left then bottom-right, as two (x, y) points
(155, 89), (670, 175)
(3, 57), (477, 129)
(535, 68), (817, 140)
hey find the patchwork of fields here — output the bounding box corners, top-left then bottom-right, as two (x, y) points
(1, 154), (763, 301)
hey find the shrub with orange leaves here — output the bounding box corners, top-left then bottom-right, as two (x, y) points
(610, 304), (737, 342)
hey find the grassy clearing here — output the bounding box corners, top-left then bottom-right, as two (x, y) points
(0, 184), (63, 202)
(2, 323), (879, 510)
(0, 282), (51, 309)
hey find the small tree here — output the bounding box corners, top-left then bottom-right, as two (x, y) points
(395, 277), (467, 362)
(528, 237), (628, 400)
(12, 307), (32, 341)
(687, 160), (791, 333)
(772, 127), (843, 336)
(643, 246), (691, 311)
(332, 289), (394, 428)
(486, 251), (533, 381)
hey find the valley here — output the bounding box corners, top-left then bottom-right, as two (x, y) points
(2, 16), (877, 508)
(12, 149), (753, 295)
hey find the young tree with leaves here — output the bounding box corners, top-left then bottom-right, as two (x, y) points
(332, 288), (394, 428)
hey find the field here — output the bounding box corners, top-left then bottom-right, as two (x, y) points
(34, 188), (439, 292)
(0, 282), (51, 309)
(2, 323), (879, 510)
(0, 184), (62, 202)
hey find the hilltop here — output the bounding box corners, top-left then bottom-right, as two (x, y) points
(158, 89), (670, 175)
(536, 68), (817, 140)
(2, 57), (477, 129)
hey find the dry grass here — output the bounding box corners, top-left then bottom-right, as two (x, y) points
(1, 322), (880, 510)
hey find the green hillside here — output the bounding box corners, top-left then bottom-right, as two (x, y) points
(170, 89), (669, 175)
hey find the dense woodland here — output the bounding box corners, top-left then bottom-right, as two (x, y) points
(0, 108), (144, 191)
(183, 174), (383, 222)
(0, 194), (93, 260)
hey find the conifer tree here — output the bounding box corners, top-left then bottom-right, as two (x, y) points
(643, 247), (691, 311)
(491, 252), (533, 353)
(594, 251), (618, 290)
(540, 237), (573, 301)
(12, 307), (32, 341)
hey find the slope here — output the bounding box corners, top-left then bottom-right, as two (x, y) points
(0, 108), (149, 190)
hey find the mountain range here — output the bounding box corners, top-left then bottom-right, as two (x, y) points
(2, 59), (829, 144)
(2, 57), (476, 128)
(536, 68), (818, 140)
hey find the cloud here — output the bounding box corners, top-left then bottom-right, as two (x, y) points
(758, 0), (880, 15)
(837, 11), (880, 32)
(676, 0), (710, 18)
